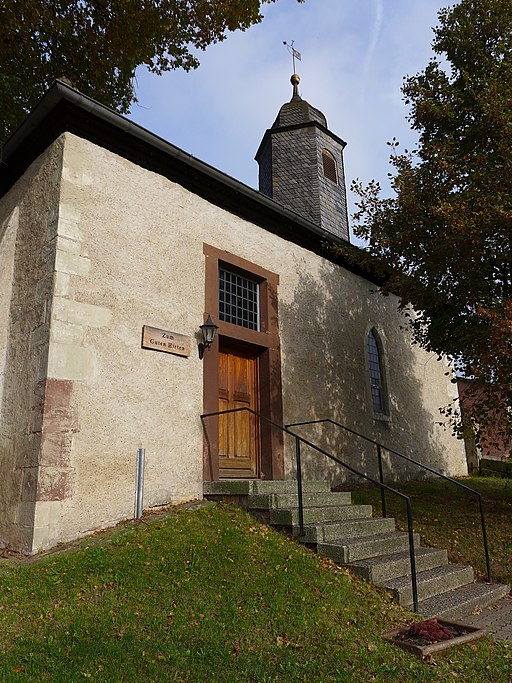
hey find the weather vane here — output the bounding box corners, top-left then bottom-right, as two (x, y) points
(283, 40), (301, 74)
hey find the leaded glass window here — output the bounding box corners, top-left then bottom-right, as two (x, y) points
(218, 268), (260, 331)
(367, 329), (386, 413)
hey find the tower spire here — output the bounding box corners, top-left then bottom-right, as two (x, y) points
(290, 73), (300, 98)
(255, 53), (349, 242)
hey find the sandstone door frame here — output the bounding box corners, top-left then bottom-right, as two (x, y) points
(202, 244), (284, 481)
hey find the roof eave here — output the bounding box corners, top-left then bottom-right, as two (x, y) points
(0, 81), (387, 288)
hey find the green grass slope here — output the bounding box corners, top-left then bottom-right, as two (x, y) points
(0, 503), (510, 682)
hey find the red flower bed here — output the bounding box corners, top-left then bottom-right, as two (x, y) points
(396, 619), (471, 646)
(383, 618), (485, 657)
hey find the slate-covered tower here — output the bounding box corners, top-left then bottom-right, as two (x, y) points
(255, 74), (349, 242)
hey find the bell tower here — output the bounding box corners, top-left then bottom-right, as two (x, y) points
(255, 74), (349, 242)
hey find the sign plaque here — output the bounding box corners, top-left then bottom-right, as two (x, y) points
(142, 325), (190, 358)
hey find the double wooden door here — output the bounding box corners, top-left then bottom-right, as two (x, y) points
(218, 345), (260, 478)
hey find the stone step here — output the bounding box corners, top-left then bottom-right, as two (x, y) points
(318, 531), (420, 563)
(383, 564), (475, 607)
(248, 491), (352, 509)
(204, 479), (331, 496)
(204, 479), (509, 620)
(416, 582), (511, 620)
(348, 547), (449, 584)
(302, 517), (397, 544)
(264, 504), (373, 527)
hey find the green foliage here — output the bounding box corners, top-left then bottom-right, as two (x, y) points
(0, 504), (510, 681)
(0, 0), (302, 143)
(348, 0), (512, 447)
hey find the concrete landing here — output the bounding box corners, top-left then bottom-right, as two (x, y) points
(463, 594), (512, 642)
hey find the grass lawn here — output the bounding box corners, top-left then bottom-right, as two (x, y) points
(0, 502), (510, 682)
(349, 475), (512, 585)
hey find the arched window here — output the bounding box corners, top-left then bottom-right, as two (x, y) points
(367, 329), (387, 414)
(322, 149), (338, 183)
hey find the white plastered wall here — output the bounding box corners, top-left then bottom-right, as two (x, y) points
(39, 134), (207, 550)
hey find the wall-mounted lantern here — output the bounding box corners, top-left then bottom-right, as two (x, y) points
(198, 314), (219, 360)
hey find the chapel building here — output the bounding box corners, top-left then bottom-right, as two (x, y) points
(0, 76), (467, 553)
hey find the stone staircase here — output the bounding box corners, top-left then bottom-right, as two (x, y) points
(204, 479), (509, 620)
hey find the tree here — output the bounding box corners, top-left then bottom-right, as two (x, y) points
(347, 0), (512, 450)
(0, 0), (302, 144)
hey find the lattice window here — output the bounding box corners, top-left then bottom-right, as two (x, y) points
(367, 329), (386, 413)
(322, 149), (338, 183)
(218, 268), (260, 330)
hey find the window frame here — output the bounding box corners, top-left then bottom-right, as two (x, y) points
(366, 327), (389, 419)
(322, 148), (338, 184)
(218, 266), (261, 332)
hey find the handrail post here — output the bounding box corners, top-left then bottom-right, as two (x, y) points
(204, 410), (493, 603)
(287, 417), (495, 592)
(478, 494), (492, 582)
(405, 498), (418, 612)
(295, 437), (305, 537)
(377, 444), (387, 518)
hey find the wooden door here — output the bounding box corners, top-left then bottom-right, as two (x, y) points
(218, 346), (260, 478)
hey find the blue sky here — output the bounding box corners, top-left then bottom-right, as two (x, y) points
(130, 0), (449, 240)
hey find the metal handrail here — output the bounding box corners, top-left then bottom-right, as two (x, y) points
(286, 417), (491, 582)
(201, 407), (419, 611)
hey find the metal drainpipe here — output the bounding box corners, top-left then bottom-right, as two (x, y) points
(135, 448), (146, 519)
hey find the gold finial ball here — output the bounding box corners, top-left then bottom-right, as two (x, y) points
(290, 74), (300, 86)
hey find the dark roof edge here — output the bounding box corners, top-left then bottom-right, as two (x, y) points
(2, 81), (100, 159)
(2, 80), (257, 191)
(255, 120), (347, 161)
(1, 82), (337, 239)
(0, 80), (388, 289)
